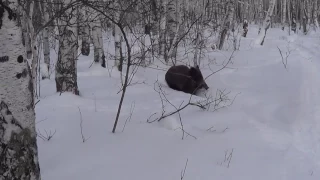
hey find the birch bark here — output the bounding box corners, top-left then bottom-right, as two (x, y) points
(159, 0), (167, 57)
(91, 10), (105, 67)
(313, 0), (319, 30)
(55, 0), (79, 95)
(218, 1), (235, 50)
(0, 1), (41, 179)
(255, 0), (276, 46)
(281, 0), (287, 30)
(40, 0), (51, 79)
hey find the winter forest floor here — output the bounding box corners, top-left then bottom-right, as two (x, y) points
(36, 25), (320, 180)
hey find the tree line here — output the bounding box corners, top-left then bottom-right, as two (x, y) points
(0, 0), (319, 179)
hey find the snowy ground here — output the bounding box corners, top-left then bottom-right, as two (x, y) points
(36, 26), (320, 180)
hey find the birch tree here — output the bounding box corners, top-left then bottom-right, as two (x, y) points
(242, 0), (249, 37)
(291, 0), (296, 33)
(24, 1), (40, 97)
(281, 0), (287, 30)
(218, 1), (235, 50)
(90, 3), (106, 68)
(113, 0), (122, 71)
(193, 0), (205, 66)
(159, 0), (167, 57)
(165, 0), (183, 64)
(20, 1), (32, 60)
(306, 0), (312, 31)
(258, 0), (264, 34)
(255, 0), (276, 46)
(55, 0), (79, 95)
(79, 6), (91, 56)
(0, 1), (41, 179)
(40, 0), (51, 79)
(313, 0), (319, 30)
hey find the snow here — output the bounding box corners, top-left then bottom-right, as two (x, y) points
(36, 25), (320, 180)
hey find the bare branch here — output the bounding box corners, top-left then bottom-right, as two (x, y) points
(37, 129), (56, 141)
(205, 50), (235, 80)
(78, 107), (90, 143)
(181, 158), (189, 180)
(122, 101), (135, 132)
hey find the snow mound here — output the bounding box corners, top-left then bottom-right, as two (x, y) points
(158, 116), (182, 130)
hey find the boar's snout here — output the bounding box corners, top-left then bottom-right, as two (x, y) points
(203, 83), (209, 90)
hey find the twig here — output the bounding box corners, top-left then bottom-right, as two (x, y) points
(206, 126), (216, 132)
(205, 50), (235, 80)
(227, 148), (234, 168)
(37, 129), (56, 141)
(78, 107), (90, 143)
(181, 158), (189, 180)
(36, 118), (48, 124)
(34, 99), (40, 106)
(219, 148), (234, 168)
(277, 45), (292, 70)
(122, 101), (135, 132)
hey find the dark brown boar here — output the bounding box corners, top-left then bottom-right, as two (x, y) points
(165, 65), (209, 95)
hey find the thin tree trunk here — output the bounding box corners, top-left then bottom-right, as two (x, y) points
(0, 1), (41, 179)
(159, 0), (167, 58)
(291, 0), (297, 33)
(258, 0), (264, 34)
(242, 0), (249, 37)
(80, 7), (91, 56)
(21, 1), (33, 60)
(166, 0), (177, 60)
(193, 0), (204, 66)
(255, 0), (276, 46)
(114, 0), (122, 71)
(140, 23), (146, 66)
(91, 13), (106, 67)
(287, 0), (291, 35)
(55, 0), (79, 95)
(282, 0), (287, 30)
(165, 0), (182, 64)
(314, 0), (319, 30)
(306, 0), (312, 31)
(25, 1), (40, 97)
(218, 1), (235, 50)
(39, 0), (51, 79)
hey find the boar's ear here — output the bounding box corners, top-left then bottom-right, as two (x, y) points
(189, 67), (198, 77)
(195, 65), (199, 69)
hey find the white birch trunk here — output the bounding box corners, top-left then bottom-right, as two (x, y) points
(167, 0), (176, 56)
(0, 1), (41, 179)
(24, 1), (39, 97)
(165, 0), (182, 64)
(140, 21), (146, 66)
(80, 7), (91, 56)
(91, 14), (106, 67)
(159, 0), (167, 57)
(242, 0), (249, 37)
(218, 1), (235, 50)
(306, 0), (312, 31)
(55, 0), (79, 95)
(291, 0), (297, 33)
(281, 0), (287, 30)
(39, 0), (51, 79)
(21, 18), (33, 59)
(302, 1), (309, 34)
(113, 0), (122, 71)
(313, 0), (319, 30)
(287, 0), (291, 35)
(193, 0), (204, 66)
(254, 0), (276, 46)
(20, 1), (32, 60)
(258, 0), (264, 34)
